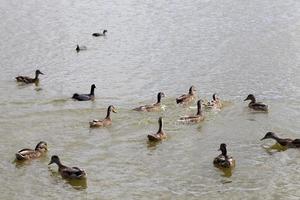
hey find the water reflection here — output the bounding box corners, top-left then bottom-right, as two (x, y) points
(262, 143), (287, 154)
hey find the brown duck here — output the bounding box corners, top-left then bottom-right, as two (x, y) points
(244, 94), (268, 111)
(48, 155), (86, 179)
(179, 100), (204, 123)
(176, 86), (196, 104)
(147, 117), (167, 142)
(261, 132), (300, 148)
(89, 105), (117, 128)
(15, 70), (44, 84)
(133, 92), (165, 112)
(15, 141), (48, 161)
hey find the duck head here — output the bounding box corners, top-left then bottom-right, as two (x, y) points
(218, 143), (227, 157)
(109, 105), (117, 113)
(244, 94), (255, 102)
(35, 141), (48, 151)
(212, 93), (217, 101)
(36, 70), (44, 76)
(76, 45), (80, 52)
(157, 92), (165, 103)
(261, 132), (277, 140)
(103, 30), (107, 34)
(189, 86), (196, 95)
(48, 155), (61, 165)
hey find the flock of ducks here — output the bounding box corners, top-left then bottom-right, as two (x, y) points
(14, 60), (293, 181)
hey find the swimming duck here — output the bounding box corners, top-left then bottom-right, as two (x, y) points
(176, 86), (196, 104)
(179, 100), (204, 123)
(92, 30), (107, 37)
(15, 141), (48, 161)
(72, 84), (96, 101)
(89, 105), (117, 128)
(133, 92), (165, 112)
(213, 143), (235, 168)
(48, 155), (86, 179)
(206, 93), (222, 109)
(244, 94), (268, 111)
(15, 69), (44, 84)
(261, 132), (300, 148)
(147, 117), (167, 142)
(76, 44), (87, 52)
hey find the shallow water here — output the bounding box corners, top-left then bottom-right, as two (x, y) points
(0, 0), (300, 199)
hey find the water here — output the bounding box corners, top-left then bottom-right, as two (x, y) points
(0, 0), (300, 199)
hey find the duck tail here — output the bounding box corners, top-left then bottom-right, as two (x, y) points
(15, 153), (25, 160)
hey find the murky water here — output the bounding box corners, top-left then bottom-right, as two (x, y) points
(1, 0), (300, 199)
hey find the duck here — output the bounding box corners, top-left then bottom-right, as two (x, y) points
(89, 105), (117, 128)
(147, 117), (167, 142)
(15, 141), (48, 161)
(213, 143), (235, 168)
(92, 30), (107, 37)
(72, 84), (96, 101)
(76, 44), (87, 52)
(48, 155), (86, 179)
(244, 94), (268, 111)
(133, 92), (165, 112)
(206, 93), (222, 109)
(15, 69), (44, 84)
(179, 100), (204, 123)
(176, 86), (196, 104)
(261, 132), (300, 148)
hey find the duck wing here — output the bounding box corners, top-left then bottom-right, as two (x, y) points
(16, 148), (35, 160)
(251, 102), (268, 111)
(72, 94), (92, 101)
(176, 94), (188, 104)
(62, 167), (86, 179)
(16, 76), (34, 83)
(291, 139), (300, 147)
(92, 33), (100, 37)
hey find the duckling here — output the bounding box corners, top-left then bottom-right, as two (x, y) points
(179, 100), (204, 123)
(48, 155), (86, 179)
(176, 86), (196, 104)
(244, 94), (268, 111)
(206, 93), (223, 109)
(213, 143), (235, 168)
(133, 92), (165, 112)
(15, 69), (44, 84)
(147, 117), (167, 142)
(261, 132), (300, 148)
(76, 44), (87, 52)
(15, 141), (48, 161)
(92, 30), (107, 37)
(72, 84), (96, 101)
(89, 105), (117, 128)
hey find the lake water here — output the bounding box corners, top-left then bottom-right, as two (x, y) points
(0, 0), (300, 199)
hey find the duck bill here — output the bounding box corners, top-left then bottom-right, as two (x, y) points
(113, 110), (117, 113)
(48, 161), (53, 165)
(260, 136), (267, 141)
(244, 97), (249, 101)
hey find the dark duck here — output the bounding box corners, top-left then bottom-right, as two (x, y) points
(244, 94), (268, 111)
(92, 30), (107, 37)
(15, 69), (44, 84)
(72, 84), (96, 101)
(213, 143), (235, 168)
(261, 132), (300, 148)
(48, 155), (87, 179)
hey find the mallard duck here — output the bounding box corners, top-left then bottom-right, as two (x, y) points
(89, 105), (117, 128)
(179, 100), (204, 123)
(76, 44), (87, 52)
(244, 94), (268, 111)
(72, 84), (96, 101)
(48, 155), (86, 179)
(206, 93), (222, 109)
(213, 143), (235, 168)
(15, 69), (44, 84)
(15, 141), (48, 161)
(176, 86), (196, 104)
(92, 30), (107, 37)
(133, 92), (165, 112)
(147, 117), (167, 142)
(261, 132), (300, 148)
